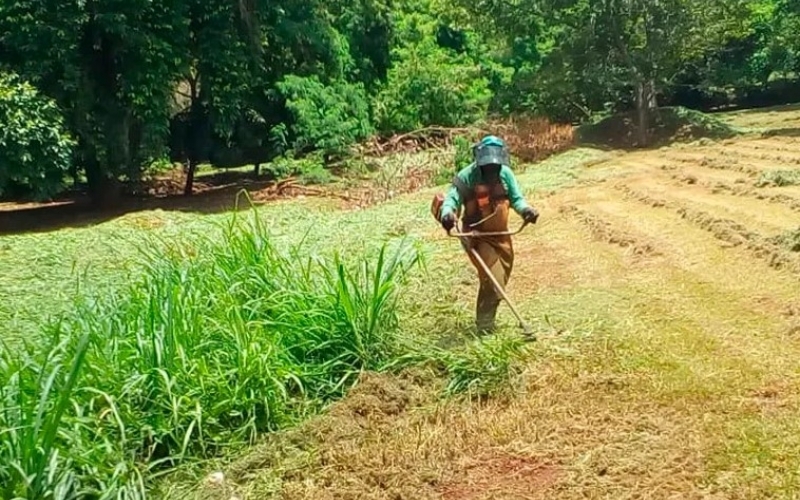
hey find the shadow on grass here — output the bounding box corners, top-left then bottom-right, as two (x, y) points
(720, 102), (800, 115)
(761, 127), (800, 138)
(0, 170), (279, 236)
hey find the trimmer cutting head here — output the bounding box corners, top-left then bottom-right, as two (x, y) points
(520, 322), (536, 341)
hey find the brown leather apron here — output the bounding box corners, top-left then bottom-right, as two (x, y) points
(459, 180), (514, 331)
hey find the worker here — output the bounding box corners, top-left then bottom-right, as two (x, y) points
(439, 135), (539, 334)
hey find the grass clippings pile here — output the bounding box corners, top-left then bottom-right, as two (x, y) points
(768, 227), (800, 252)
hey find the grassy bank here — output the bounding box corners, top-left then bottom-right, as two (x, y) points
(2, 205), (429, 498)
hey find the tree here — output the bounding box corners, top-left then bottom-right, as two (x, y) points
(373, 1), (493, 133)
(173, 0), (262, 195)
(774, 0), (800, 76)
(0, 0), (188, 206)
(539, 0), (752, 145)
(0, 72), (75, 200)
(452, 0), (759, 143)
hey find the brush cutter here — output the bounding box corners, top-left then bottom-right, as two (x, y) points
(447, 217), (536, 341)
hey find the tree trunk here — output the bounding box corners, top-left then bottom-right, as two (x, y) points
(69, 164), (80, 189)
(184, 158), (196, 195)
(635, 79), (658, 147)
(85, 158), (121, 209)
(79, 4), (126, 208)
(184, 69), (209, 196)
(635, 80), (649, 147)
(105, 106), (131, 189)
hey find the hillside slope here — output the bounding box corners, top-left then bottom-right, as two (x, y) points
(171, 106), (800, 499)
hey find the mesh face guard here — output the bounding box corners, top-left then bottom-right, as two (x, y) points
(473, 141), (510, 168)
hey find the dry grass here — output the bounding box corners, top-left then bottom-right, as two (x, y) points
(488, 115), (575, 163)
(354, 116), (575, 165)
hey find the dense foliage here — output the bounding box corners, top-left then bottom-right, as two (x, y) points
(0, 0), (797, 198)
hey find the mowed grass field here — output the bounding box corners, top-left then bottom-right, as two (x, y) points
(3, 105), (800, 499)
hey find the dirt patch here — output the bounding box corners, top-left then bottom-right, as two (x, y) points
(511, 240), (578, 292)
(438, 453), (561, 500)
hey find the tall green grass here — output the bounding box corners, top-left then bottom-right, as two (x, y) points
(0, 208), (421, 498)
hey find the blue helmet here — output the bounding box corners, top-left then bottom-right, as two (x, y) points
(473, 135), (510, 168)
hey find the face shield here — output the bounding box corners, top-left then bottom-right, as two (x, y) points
(473, 142), (510, 169)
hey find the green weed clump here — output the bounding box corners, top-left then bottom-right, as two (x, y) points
(0, 207), (420, 499)
(768, 227), (800, 252)
(404, 333), (532, 399)
(755, 169), (800, 187)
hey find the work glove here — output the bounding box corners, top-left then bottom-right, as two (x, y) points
(522, 206), (539, 224)
(441, 211), (456, 231)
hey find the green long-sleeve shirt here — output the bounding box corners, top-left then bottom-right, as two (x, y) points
(440, 163), (530, 219)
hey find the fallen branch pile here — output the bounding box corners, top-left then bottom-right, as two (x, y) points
(355, 126), (478, 157)
(486, 115), (575, 163)
(251, 177), (352, 202)
(355, 116), (574, 163)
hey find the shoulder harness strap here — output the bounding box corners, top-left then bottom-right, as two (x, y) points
(452, 175), (473, 202)
(492, 180), (509, 200)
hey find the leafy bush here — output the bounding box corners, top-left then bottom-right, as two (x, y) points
(0, 207), (421, 497)
(0, 72), (75, 200)
(277, 75), (374, 163)
(265, 151), (336, 185)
